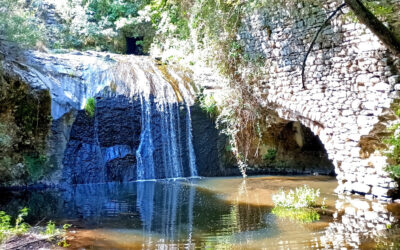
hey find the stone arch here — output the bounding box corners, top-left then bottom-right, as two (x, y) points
(273, 120), (335, 175)
(236, 0), (400, 200)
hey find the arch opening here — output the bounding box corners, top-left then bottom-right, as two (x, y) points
(256, 121), (335, 176)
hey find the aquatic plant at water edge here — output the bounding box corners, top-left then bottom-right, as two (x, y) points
(271, 206), (320, 223)
(43, 221), (71, 247)
(272, 185), (320, 208)
(271, 185), (325, 223)
(85, 97), (96, 117)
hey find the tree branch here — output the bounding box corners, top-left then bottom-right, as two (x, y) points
(345, 0), (400, 57)
(302, 3), (346, 89)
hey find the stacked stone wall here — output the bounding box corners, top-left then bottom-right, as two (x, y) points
(238, 0), (400, 199)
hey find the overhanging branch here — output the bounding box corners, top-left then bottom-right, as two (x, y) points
(344, 0), (400, 57)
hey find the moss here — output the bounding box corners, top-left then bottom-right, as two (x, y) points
(84, 98), (96, 118)
(0, 72), (52, 185)
(23, 155), (47, 182)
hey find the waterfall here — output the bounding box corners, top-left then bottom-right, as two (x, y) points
(31, 52), (201, 183)
(122, 58), (198, 181)
(136, 95), (156, 180)
(186, 104), (198, 177)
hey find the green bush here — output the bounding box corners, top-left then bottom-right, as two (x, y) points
(263, 149), (277, 162)
(43, 221), (71, 247)
(199, 93), (218, 117)
(85, 97), (96, 117)
(271, 185), (325, 223)
(44, 221), (56, 236)
(0, 0), (44, 48)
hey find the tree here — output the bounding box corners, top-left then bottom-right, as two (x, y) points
(345, 0), (400, 57)
(303, 0), (400, 88)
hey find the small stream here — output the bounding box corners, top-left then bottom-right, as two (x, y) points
(0, 176), (399, 249)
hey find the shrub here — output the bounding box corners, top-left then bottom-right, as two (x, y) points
(272, 185), (320, 209)
(85, 97), (96, 117)
(44, 221), (56, 235)
(43, 221), (71, 247)
(0, 208), (30, 244)
(263, 149), (277, 162)
(0, 0), (44, 48)
(199, 93), (218, 117)
(387, 165), (400, 180)
(271, 185), (324, 223)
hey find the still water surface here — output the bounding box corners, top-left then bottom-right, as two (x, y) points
(1, 176), (399, 249)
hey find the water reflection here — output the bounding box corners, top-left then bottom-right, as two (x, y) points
(1, 176), (399, 249)
(0, 179), (272, 248)
(321, 195), (399, 249)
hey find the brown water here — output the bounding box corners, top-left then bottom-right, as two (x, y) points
(1, 176), (399, 249)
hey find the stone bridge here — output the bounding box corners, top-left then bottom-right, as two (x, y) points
(236, 0), (400, 199)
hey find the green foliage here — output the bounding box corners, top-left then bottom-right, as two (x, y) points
(385, 110), (400, 181)
(0, 0), (44, 48)
(387, 165), (400, 180)
(272, 185), (320, 209)
(364, 1), (395, 19)
(271, 207), (320, 223)
(23, 155), (47, 182)
(263, 149), (277, 162)
(15, 207), (29, 233)
(198, 91), (218, 117)
(85, 97), (96, 117)
(58, 239), (71, 248)
(44, 221), (56, 236)
(345, 0), (400, 39)
(42, 221), (71, 247)
(0, 208), (30, 244)
(271, 185), (324, 223)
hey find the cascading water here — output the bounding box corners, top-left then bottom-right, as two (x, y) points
(136, 95), (156, 180)
(186, 104), (198, 177)
(23, 50), (200, 183)
(124, 57), (198, 181)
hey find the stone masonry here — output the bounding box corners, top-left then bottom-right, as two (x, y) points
(237, 0), (400, 199)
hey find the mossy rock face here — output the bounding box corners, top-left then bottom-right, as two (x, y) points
(0, 71), (52, 186)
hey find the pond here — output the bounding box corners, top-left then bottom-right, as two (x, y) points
(0, 176), (399, 249)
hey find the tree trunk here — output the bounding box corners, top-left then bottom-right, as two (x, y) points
(345, 0), (400, 57)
